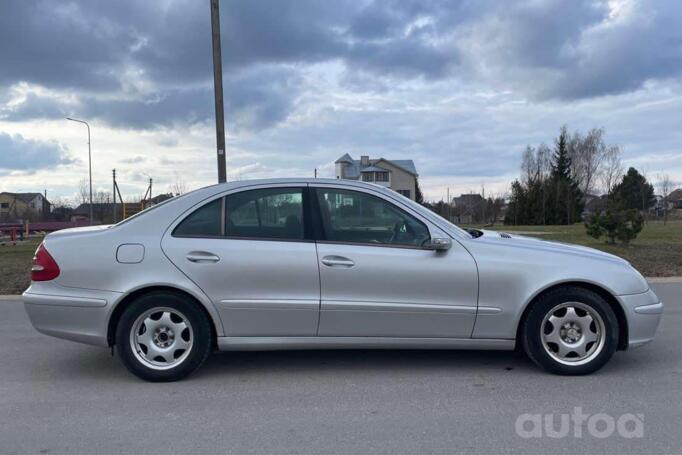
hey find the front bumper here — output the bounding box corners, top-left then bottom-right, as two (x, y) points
(23, 285), (121, 347)
(618, 288), (663, 348)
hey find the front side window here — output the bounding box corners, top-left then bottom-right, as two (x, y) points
(226, 188), (304, 240)
(314, 188), (430, 247)
(173, 198), (222, 237)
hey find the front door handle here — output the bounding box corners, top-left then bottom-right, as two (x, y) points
(186, 251), (220, 263)
(321, 256), (355, 267)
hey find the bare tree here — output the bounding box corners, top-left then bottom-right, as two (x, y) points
(600, 145), (624, 196)
(521, 145), (536, 185)
(657, 174), (672, 225)
(91, 191), (113, 223)
(536, 143), (552, 179)
(77, 178), (89, 206)
(521, 144), (551, 185)
(169, 174), (188, 196)
(569, 128), (607, 196)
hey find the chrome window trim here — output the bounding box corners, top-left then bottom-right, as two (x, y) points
(169, 184), (308, 241)
(315, 239), (431, 251)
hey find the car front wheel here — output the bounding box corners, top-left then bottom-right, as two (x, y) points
(115, 291), (212, 382)
(522, 287), (619, 375)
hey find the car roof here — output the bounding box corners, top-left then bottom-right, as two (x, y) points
(206, 177), (387, 192)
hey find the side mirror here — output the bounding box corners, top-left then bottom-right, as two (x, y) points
(423, 237), (452, 251)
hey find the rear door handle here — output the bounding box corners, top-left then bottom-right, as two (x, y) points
(321, 256), (355, 267)
(186, 251), (220, 263)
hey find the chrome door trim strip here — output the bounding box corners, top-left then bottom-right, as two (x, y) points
(321, 300), (478, 314)
(218, 299), (319, 310)
(477, 306), (503, 315)
(217, 336), (515, 351)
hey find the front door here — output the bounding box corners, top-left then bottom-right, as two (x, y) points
(161, 186), (320, 336)
(312, 186), (478, 338)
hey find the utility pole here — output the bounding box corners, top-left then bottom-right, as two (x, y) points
(66, 117), (93, 225)
(210, 0), (227, 183)
(112, 169), (117, 222)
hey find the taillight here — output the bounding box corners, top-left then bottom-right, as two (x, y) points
(31, 243), (60, 281)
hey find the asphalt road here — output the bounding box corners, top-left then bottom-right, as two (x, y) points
(1, 283), (680, 455)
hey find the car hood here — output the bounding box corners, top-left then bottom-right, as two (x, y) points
(475, 229), (628, 265)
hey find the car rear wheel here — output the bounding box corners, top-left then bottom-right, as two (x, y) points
(522, 287), (619, 375)
(115, 291), (212, 382)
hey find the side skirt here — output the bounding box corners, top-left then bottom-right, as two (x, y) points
(216, 336), (515, 352)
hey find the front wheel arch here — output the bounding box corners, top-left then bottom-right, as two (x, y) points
(515, 282), (628, 351)
(107, 286), (217, 347)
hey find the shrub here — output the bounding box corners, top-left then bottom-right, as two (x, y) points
(615, 209), (644, 245)
(585, 209), (643, 245)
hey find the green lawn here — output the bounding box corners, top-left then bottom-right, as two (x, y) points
(466, 220), (682, 277)
(0, 222), (680, 294)
(0, 238), (42, 294)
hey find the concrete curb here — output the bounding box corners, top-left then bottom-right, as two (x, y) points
(1, 277), (681, 300)
(646, 277), (682, 284)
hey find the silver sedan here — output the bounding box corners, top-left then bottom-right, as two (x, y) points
(23, 179), (663, 381)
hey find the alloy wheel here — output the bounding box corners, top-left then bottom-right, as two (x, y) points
(541, 302), (606, 366)
(129, 307), (194, 371)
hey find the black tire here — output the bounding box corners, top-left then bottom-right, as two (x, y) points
(521, 286), (619, 375)
(115, 291), (212, 382)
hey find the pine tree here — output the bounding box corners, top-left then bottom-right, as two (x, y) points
(414, 179), (425, 205)
(545, 127), (584, 224)
(610, 167), (655, 211)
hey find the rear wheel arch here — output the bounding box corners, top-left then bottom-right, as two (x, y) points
(515, 281), (628, 351)
(107, 286), (218, 347)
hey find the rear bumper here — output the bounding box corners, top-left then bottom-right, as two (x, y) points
(23, 285), (121, 347)
(618, 288), (663, 348)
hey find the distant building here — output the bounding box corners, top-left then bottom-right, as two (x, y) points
(71, 203), (122, 224)
(452, 193), (484, 209)
(0, 192), (50, 220)
(145, 193), (174, 207)
(582, 194), (609, 216)
(334, 154), (418, 200)
(668, 189), (682, 209)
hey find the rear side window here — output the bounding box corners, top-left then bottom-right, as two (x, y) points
(173, 199), (222, 237)
(226, 188), (304, 240)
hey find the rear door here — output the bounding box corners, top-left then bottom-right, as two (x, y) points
(161, 185), (320, 336)
(311, 185), (478, 338)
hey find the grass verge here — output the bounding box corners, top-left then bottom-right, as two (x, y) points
(469, 220), (682, 277)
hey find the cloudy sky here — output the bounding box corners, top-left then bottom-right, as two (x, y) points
(0, 0), (681, 202)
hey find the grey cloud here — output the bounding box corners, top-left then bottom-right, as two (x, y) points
(119, 156), (146, 164)
(2, 66), (301, 131)
(1, 0), (682, 133)
(458, 0), (682, 100)
(0, 132), (74, 172)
